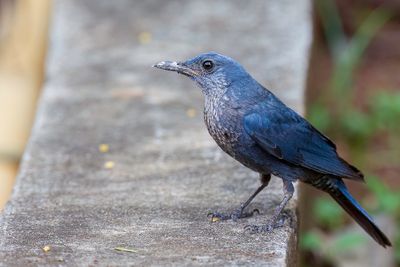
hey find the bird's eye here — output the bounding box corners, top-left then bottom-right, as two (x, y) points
(202, 60), (214, 71)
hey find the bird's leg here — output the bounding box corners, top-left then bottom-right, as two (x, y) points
(245, 179), (294, 233)
(208, 174), (271, 222)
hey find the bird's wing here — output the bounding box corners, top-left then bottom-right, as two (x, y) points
(243, 110), (364, 181)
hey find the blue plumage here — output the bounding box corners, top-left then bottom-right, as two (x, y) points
(243, 101), (363, 180)
(153, 52), (391, 247)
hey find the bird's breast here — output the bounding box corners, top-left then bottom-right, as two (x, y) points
(203, 100), (242, 157)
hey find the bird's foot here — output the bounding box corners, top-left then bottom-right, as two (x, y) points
(244, 211), (291, 233)
(208, 208), (259, 222)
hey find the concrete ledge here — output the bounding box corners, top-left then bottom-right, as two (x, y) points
(0, 0), (312, 265)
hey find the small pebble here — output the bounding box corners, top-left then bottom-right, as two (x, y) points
(42, 245), (51, 252)
(211, 217), (220, 222)
(186, 108), (197, 118)
(104, 161), (115, 169)
(99, 144), (109, 153)
(138, 31), (152, 44)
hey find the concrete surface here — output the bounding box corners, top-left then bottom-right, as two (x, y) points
(0, 0), (312, 266)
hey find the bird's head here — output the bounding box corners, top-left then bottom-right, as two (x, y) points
(153, 52), (250, 98)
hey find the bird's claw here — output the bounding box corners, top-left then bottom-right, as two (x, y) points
(244, 224), (273, 233)
(208, 208), (260, 222)
(244, 212), (289, 233)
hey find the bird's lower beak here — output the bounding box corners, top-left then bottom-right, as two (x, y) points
(153, 61), (198, 77)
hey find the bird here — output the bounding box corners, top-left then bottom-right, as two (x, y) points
(153, 52), (391, 247)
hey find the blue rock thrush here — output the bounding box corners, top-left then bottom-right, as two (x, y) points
(153, 52), (391, 247)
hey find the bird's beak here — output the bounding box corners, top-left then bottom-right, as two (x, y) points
(152, 61), (198, 77)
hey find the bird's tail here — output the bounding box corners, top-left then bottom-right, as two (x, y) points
(326, 178), (391, 248)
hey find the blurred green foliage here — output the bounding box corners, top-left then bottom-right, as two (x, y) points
(366, 176), (400, 214)
(309, 1), (393, 154)
(313, 197), (344, 230)
(372, 92), (400, 132)
(303, 0), (399, 265)
(301, 230), (366, 264)
(309, 90), (400, 157)
(366, 175), (400, 263)
(310, 90), (400, 135)
(301, 231), (322, 251)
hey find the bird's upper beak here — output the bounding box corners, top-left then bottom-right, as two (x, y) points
(152, 61), (198, 77)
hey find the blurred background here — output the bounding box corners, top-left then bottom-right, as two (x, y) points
(0, 0), (50, 208)
(302, 0), (400, 266)
(0, 0), (398, 266)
